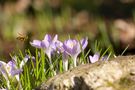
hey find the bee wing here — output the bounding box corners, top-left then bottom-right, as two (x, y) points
(18, 33), (24, 36)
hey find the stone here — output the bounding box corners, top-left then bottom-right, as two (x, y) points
(36, 55), (135, 90)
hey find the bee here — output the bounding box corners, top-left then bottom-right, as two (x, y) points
(16, 33), (28, 42)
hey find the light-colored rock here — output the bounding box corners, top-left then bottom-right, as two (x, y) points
(36, 55), (135, 90)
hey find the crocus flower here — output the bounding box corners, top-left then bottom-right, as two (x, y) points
(89, 53), (100, 63)
(55, 40), (64, 53)
(0, 55), (29, 89)
(55, 41), (69, 71)
(0, 60), (22, 89)
(30, 40), (41, 48)
(101, 55), (109, 61)
(89, 52), (111, 64)
(0, 60), (22, 80)
(63, 38), (88, 67)
(30, 34), (58, 63)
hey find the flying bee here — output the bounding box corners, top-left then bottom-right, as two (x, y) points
(16, 33), (28, 42)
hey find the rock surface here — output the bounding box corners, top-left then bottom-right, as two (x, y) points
(36, 55), (135, 90)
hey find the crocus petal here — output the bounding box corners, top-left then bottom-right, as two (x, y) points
(6, 60), (21, 77)
(41, 40), (50, 48)
(63, 39), (75, 55)
(11, 69), (22, 76)
(7, 61), (16, 72)
(48, 34), (58, 52)
(89, 53), (100, 63)
(55, 40), (64, 53)
(0, 61), (6, 66)
(74, 42), (81, 55)
(30, 40), (41, 48)
(20, 55), (29, 68)
(81, 37), (88, 50)
(7, 61), (16, 69)
(44, 34), (52, 42)
(64, 40), (73, 49)
(52, 34), (58, 43)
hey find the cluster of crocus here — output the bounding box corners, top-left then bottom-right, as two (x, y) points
(31, 34), (88, 71)
(0, 55), (29, 89)
(0, 34), (113, 89)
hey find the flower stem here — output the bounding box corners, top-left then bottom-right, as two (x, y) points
(73, 56), (77, 67)
(63, 59), (68, 71)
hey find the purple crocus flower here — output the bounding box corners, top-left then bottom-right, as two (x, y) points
(55, 40), (64, 53)
(0, 55), (29, 89)
(19, 55), (30, 69)
(30, 34), (58, 63)
(0, 60), (22, 89)
(30, 40), (41, 48)
(101, 55), (109, 61)
(81, 38), (88, 50)
(55, 41), (69, 71)
(63, 38), (88, 67)
(0, 60), (22, 79)
(0, 55), (29, 79)
(89, 53), (100, 63)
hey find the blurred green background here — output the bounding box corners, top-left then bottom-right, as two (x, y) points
(0, 0), (135, 60)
